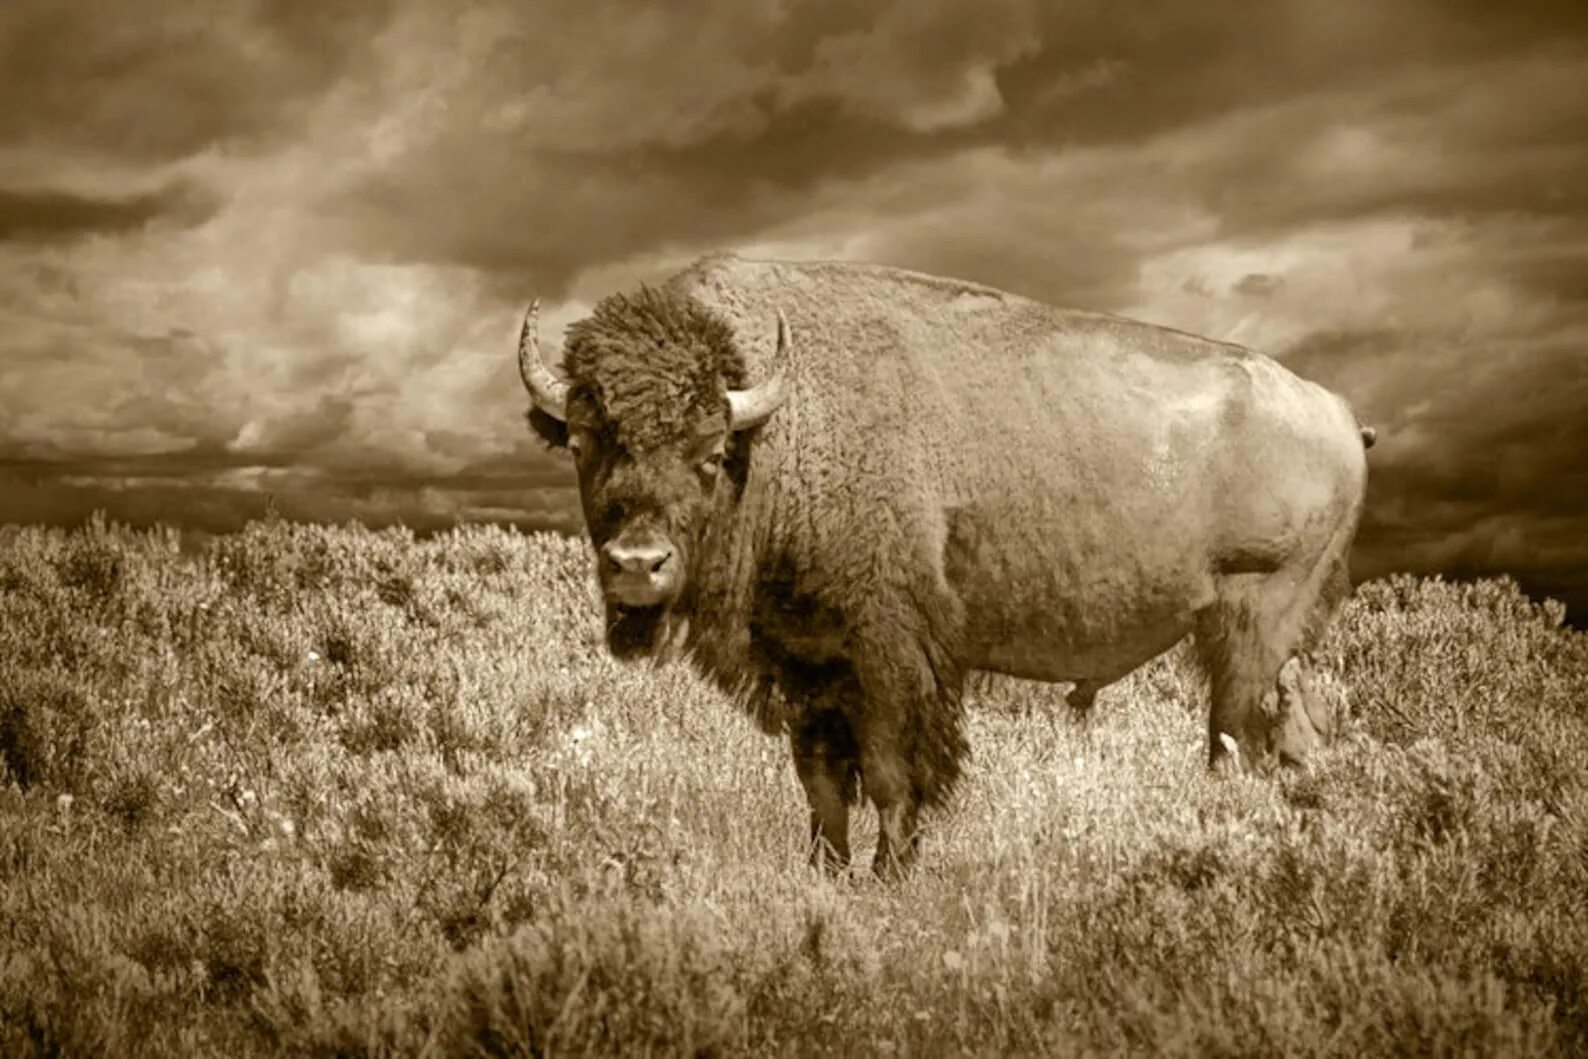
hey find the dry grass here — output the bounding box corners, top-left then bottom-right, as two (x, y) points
(1, 515), (1585, 1056)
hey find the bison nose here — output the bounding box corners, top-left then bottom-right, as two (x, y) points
(601, 538), (681, 606)
(604, 542), (674, 577)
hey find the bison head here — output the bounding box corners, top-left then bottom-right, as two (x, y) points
(518, 287), (787, 659)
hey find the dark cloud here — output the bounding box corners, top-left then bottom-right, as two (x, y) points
(311, 0), (1045, 290)
(0, 452), (581, 539)
(853, 203), (1145, 313)
(317, 0), (1588, 306)
(1276, 322), (1588, 622)
(995, 0), (1588, 150)
(1234, 274), (1284, 298)
(0, 180), (219, 243)
(1, 0), (1586, 624)
(0, 0), (395, 164)
(1204, 62), (1588, 241)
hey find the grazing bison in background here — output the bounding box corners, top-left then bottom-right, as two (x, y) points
(519, 253), (1374, 877)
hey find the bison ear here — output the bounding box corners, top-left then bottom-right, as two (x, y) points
(527, 407), (570, 450)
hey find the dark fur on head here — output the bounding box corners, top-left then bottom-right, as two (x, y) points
(530, 285), (748, 453)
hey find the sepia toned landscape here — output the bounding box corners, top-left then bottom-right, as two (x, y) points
(2, 518), (1584, 1056)
(6, 2), (1588, 1055)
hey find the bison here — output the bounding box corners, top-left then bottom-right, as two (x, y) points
(519, 253), (1373, 877)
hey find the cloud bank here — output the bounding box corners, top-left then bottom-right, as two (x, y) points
(2, 0), (1585, 617)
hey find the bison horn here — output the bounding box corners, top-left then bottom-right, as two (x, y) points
(727, 309), (791, 431)
(517, 299), (569, 422)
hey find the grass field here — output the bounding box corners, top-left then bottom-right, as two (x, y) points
(2, 515), (1586, 1057)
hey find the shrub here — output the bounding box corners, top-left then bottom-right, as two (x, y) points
(1, 519), (1584, 1056)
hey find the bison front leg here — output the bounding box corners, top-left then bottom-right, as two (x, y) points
(789, 709), (860, 875)
(862, 748), (923, 880)
(854, 642), (968, 880)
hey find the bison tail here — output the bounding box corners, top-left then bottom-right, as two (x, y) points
(1359, 426), (1377, 449)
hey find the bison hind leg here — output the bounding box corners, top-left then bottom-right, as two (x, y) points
(850, 631), (969, 879)
(1269, 554), (1351, 764)
(1194, 563), (1344, 771)
(1267, 653), (1339, 766)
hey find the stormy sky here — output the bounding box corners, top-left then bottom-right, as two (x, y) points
(2, 1), (1586, 620)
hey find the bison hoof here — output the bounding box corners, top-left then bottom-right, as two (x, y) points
(807, 841), (851, 879)
(870, 839), (922, 881)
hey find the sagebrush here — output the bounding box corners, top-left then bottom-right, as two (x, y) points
(1, 515), (1585, 1056)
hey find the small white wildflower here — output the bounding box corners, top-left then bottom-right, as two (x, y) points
(307, 650), (320, 662)
(1218, 732), (1240, 759)
(56, 793), (74, 812)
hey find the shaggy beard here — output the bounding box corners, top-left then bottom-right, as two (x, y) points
(605, 602), (690, 662)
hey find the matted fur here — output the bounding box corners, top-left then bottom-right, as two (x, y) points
(561, 285), (747, 452)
